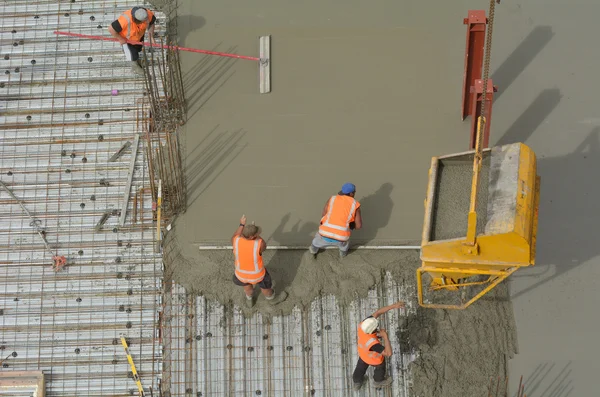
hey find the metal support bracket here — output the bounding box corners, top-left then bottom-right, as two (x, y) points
(119, 134), (141, 227)
(108, 141), (132, 162)
(462, 10), (487, 120)
(469, 79), (497, 149)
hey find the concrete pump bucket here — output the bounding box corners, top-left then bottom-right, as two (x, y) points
(418, 142), (541, 309)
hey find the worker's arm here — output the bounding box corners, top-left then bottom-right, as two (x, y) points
(321, 199), (330, 217)
(231, 215), (247, 244)
(378, 329), (393, 357)
(108, 24), (127, 45)
(147, 23), (155, 44)
(353, 208), (363, 230)
(260, 238), (267, 255)
(372, 301), (405, 319)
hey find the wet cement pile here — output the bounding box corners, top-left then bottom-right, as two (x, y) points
(403, 283), (518, 397)
(430, 153), (491, 241)
(164, 234), (517, 396)
(163, 230), (420, 316)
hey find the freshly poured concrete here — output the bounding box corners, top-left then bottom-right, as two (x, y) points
(171, 0), (474, 247)
(162, 0), (600, 395)
(430, 153), (490, 241)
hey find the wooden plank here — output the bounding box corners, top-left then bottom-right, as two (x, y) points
(119, 134), (141, 227)
(259, 35), (271, 94)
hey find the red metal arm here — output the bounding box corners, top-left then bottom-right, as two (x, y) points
(461, 11), (487, 121)
(53, 31), (260, 61)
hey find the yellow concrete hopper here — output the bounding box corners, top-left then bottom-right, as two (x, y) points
(418, 142), (541, 309)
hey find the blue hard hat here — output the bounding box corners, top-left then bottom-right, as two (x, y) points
(341, 183), (356, 194)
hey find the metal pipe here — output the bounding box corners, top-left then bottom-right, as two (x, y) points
(197, 245), (420, 250)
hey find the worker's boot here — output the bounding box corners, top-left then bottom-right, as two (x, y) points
(265, 290), (288, 305)
(309, 245), (318, 258)
(130, 61), (144, 76)
(353, 378), (365, 391)
(245, 294), (254, 308)
(339, 249), (348, 259)
(373, 377), (392, 388)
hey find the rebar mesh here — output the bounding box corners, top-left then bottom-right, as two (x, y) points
(161, 273), (416, 396)
(0, 1), (168, 395)
(141, 0), (187, 222)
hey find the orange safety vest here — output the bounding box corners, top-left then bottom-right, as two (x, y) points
(233, 236), (266, 284)
(357, 324), (384, 366)
(116, 8), (154, 42)
(318, 195), (360, 242)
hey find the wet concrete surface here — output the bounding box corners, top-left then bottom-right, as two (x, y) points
(160, 0), (600, 395)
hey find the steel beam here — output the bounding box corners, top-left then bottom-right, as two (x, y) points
(462, 10), (487, 120)
(469, 79), (498, 149)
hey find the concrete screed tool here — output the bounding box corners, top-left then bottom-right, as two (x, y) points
(53, 31), (271, 94)
(417, 0), (541, 310)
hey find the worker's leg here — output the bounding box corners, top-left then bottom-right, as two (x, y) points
(122, 44), (136, 61)
(122, 43), (144, 76)
(232, 275), (255, 307)
(338, 240), (350, 258)
(259, 271), (274, 298)
(309, 232), (333, 255)
(261, 271), (288, 304)
(352, 358), (369, 385)
(243, 285), (254, 297)
(372, 363), (386, 382)
(372, 362), (392, 387)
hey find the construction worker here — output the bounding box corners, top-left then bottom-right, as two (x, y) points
(108, 6), (156, 76)
(309, 183), (362, 258)
(353, 301), (405, 390)
(232, 215), (286, 308)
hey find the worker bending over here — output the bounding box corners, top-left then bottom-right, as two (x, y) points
(309, 183), (362, 258)
(108, 6), (156, 76)
(232, 215), (286, 308)
(353, 301), (405, 390)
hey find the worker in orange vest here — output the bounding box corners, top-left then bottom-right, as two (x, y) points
(108, 7), (156, 76)
(232, 215), (287, 308)
(309, 183), (362, 258)
(353, 301), (405, 390)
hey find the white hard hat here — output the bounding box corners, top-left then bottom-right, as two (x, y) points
(360, 317), (379, 334)
(134, 8), (148, 22)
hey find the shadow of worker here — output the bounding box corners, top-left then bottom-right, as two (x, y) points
(267, 213), (318, 292)
(351, 183), (395, 245)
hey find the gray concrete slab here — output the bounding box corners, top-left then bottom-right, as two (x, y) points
(490, 2), (600, 396)
(169, 0), (599, 395)
(173, 0), (482, 246)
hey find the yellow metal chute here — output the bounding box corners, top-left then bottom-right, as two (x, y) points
(417, 0), (541, 309)
(417, 142), (540, 309)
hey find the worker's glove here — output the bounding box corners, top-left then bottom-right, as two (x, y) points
(349, 222), (356, 230)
